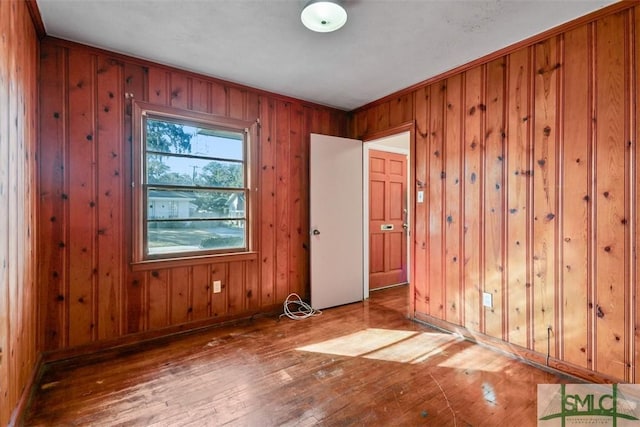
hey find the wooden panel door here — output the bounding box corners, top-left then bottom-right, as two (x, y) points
(369, 150), (407, 290)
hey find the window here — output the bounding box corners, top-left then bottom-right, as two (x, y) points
(133, 101), (256, 261)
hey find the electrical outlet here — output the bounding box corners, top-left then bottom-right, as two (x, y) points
(482, 292), (493, 308)
(213, 280), (222, 293)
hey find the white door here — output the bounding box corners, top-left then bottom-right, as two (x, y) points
(310, 134), (363, 309)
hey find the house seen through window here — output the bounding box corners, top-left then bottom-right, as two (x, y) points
(139, 108), (250, 259)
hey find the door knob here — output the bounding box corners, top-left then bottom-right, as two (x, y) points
(312, 229), (321, 235)
(402, 223), (409, 230)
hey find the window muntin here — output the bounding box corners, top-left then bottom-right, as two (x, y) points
(138, 110), (251, 259)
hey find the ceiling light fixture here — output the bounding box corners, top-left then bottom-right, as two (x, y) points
(301, 1), (347, 33)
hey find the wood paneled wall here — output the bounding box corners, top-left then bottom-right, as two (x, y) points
(38, 38), (348, 354)
(0, 1), (39, 424)
(352, 4), (639, 382)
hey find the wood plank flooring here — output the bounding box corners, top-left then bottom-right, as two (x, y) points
(24, 286), (573, 426)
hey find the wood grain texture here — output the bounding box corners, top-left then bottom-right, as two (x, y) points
(25, 286), (576, 427)
(413, 87), (429, 315)
(37, 38), (349, 357)
(463, 66), (483, 332)
(39, 32), (67, 351)
(505, 47), (532, 348)
(96, 56), (124, 341)
(259, 97), (276, 307)
(67, 49), (97, 347)
(0, 1), (39, 424)
(191, 264), (211, 320)
(635, 5), (640, 385)
(443, 75), (463, 325)
(532, 37), (559, 356)
(484, 58), (506, 340)
(390, 93), (413, 128)
(593, 12), (630, 381)
(428, 83), (445, 318)
(274, 100), (292, 303)
(288, 103), (305, 299)
(352, 4), (640, 383)
(561, 24), (591, 370)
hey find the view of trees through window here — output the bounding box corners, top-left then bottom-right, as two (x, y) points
(144, 116), (247, 256)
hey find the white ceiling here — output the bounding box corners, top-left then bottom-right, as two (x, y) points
(36, 0), (618, 111)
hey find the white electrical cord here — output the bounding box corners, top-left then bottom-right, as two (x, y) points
(279, 293), (322, 320)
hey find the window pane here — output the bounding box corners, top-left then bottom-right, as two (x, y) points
(148, 189), (245, 220)
(147, 220), (246, 255)
(147, 155), (244, 188)
(137, 106), (251, 261)
(146, 118), (243, 160)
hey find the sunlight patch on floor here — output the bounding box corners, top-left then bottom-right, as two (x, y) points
(297, 329), (417, 357)
(437, 345), (506, 372)
(296, 328), (462, 364)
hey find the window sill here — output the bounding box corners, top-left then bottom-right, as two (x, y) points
(131, 251), (258, 271)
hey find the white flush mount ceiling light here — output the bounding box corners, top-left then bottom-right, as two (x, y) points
(301, 1), (347, 33)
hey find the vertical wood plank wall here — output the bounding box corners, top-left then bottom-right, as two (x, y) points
(0, 1), (38, 424)
(38, 38), (348, 354)
(352, 5), (639, 382)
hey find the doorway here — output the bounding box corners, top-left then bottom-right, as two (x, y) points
(364, 131), (411, 295)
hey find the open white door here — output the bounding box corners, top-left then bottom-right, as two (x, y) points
(310, 134), (363, 309)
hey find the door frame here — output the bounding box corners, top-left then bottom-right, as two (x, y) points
(362, 122), (415, 315)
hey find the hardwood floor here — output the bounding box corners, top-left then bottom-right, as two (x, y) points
(25, 286), (573, 426)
